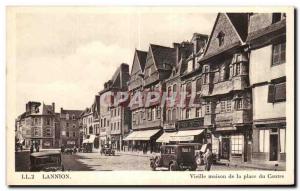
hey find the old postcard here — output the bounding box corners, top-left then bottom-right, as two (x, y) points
(6, 6), (295, 186)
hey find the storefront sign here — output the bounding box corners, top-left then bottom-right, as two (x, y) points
(176, 118), (204, 129)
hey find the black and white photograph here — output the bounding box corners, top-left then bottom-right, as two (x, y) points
(6, 6), (294, 186)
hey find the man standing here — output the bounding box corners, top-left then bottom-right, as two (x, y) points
(204, 148), (213, 171)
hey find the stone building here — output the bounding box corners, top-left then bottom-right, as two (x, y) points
(247, 13), (286, 163)
(159, 34), (209, 145)
(99, 63), (131, 149)
(125, 44), (177, 153)
(59, 108), (83, 148)
(15, 101), (57, 149)
(199, 13), (252, 163)
(81, 97), (100, 152)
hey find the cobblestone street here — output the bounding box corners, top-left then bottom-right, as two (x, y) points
(61, 152), (258, 171)
(16, 150), (272, 171)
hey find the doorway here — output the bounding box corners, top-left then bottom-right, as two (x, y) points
(220, 137), (230, 160)
(270, 134), (278, 161)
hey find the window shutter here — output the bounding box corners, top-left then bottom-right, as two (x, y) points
(268, 84), (275, 103)
(274, 82), (286, 101)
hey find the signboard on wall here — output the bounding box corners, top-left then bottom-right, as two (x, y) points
(176, 118), (204, 129)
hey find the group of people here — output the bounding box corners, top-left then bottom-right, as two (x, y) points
(60, 145), (78, 154)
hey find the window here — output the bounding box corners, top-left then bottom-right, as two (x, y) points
(66, 122), (69, 127)
(114, 109), (117, 116)
(204, 65), (209, 73)
(206, 104), (211, 114)
(72, 115), (76, 120)
(100, 119), (103, 127)
(89, 126), (93, 134)
(104, 118), (106, 127)
(217, 31), (225, 46)
(117, 122), (120, 130)
(147, 108), (152, 121)
(152, 108), (156, 120)
(226, 100), (232, 112)
(168, 86), (172, 97)
(73, 132), (76, 137)
(231, 135), (243, 155)
(167, 110), (171, 122)
(173, 84), (177, 93)
(187, 59), (194, 72)
(172, 109), (176, 121)
(46, 128), (51, 136)
(259, 130), (270, 152)
(268, 81), (286, 103)
(73, 124), (76, 128)
(66, 132), (69, 137)
(196, 78), (202, 92)
(186, 109), (190, 119)
(220, 101), (226, 113)
(107, 120), (109, 127)
(118, 108), (120, 116)
(272, 13), (285, 23)
(235, 99), (243, 110)
(47, 118), (50, 125)
(272, 42), (286, 66)
(186, 82), (192, 97)
(196, 107), (201, 117)
(280, 128), (286, 153)
(236, 63), (241, 75)
(156, 107), (161, 119)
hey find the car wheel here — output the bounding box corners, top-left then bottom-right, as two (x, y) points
(196, 157), (201, 166)
(169, 163), (178, 171)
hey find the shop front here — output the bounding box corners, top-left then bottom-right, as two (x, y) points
(82, 134), (98, 152)
(123, 129), (162, 153)
(212, 125), (251, 163)
(252, 118), (286, 163)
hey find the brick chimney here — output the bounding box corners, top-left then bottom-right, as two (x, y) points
(52, 102), (55, 112)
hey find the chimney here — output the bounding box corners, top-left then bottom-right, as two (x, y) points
(173, 43), (180, 65)
(52, 102), (55, 112)
(191, 33), (209, 54)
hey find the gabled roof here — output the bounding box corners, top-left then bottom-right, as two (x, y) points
(149, 44), (176, 70)
(201, 13), (249, 61)
(107, 63), (130, 90)
(60, 109), (84, 117)
(136, 50), (147, 71)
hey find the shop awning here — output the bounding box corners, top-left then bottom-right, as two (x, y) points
(156, 132), (177, 143)
(170, 129), (205, 142)
(83, 135), (96, 144)
(123, 129), (161, 141)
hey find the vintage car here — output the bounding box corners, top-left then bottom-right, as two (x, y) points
(178, 143), (217, 166)
(30, 151), (64, 171)
(150, 145), (197, 171)
(101, 145), (115, 156)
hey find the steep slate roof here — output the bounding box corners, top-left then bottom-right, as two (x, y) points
(136, 50), (147, 71)
(91, 95), (100, 116)
(109, 63), (130, 90)
(150, 44), (176, 70)
(61, 109), (83, 118)
(201, 13), (249, 61)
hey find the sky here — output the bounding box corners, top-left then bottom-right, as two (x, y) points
(13, 7), (216, 115)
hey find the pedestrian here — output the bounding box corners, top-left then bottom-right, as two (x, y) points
(204, 148), (213, 171)
(36, 145), (40, 152)
(30, 145), (34, 153)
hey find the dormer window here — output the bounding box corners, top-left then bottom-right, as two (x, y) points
(272, 13), (286, 23)
(217, 31), (225, 46)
